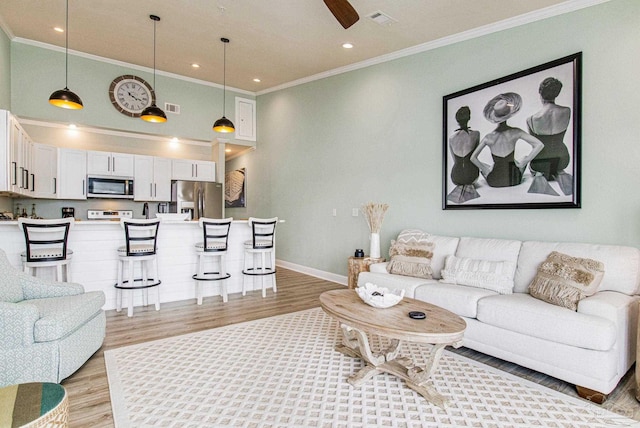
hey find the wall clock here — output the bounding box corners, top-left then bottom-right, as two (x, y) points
(109, 75), (156, 117)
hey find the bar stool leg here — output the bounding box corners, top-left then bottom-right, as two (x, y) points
(154, 257), (160, 311)
(142, 260), (149, 307)
(196, 254), (204, 305)
(261, 252), (267, 298)
(116, 260), (123, 312)
(127, 259), (135, 317)
(221, 254), (228, 303)
(66, 263), (72, 283)
(242, 252), (249, 296)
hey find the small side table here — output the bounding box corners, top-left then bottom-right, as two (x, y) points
(0, 382), (69, 427)
(347, 256), (385, 289)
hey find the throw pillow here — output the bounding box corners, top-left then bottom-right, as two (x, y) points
(386, 240), (435, 279)
(528, 251), (605, 311)
(440, 255), (517, 294)
(396, 229), (431, 245)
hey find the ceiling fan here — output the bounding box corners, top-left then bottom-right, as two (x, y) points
(323, 0), (359, 29)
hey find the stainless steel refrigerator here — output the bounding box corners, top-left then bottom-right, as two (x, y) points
(170, 180), (223, 220)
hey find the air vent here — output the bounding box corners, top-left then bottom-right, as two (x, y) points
(164, 102), (180, 114)
(366, 10), (397, 26)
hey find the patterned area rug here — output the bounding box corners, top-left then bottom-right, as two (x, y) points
(105, 308), (637, 427)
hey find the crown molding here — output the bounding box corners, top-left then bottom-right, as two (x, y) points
(13, 37), (255, 97)
(257, 0), (611, 95)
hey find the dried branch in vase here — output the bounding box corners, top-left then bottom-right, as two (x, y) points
(361, 202), (389, 233)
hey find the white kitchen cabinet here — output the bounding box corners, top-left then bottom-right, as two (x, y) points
(58, 148), (87, 200)
(134, 155), (171, 201)
(31, 143), (57, 198)
(171, 159), (216, 182)
(87, 151), (134, 177)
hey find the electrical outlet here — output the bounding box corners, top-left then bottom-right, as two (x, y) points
(352, 208), (358, 217)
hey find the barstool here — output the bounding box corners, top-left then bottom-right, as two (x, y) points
(242, 217), (277, 298)
(115, 218), (161, 317)
(193, 217), (233, 304)
(18, 217), (74, 282)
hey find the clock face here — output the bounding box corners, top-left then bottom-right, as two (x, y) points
(109, 75), (156, 117)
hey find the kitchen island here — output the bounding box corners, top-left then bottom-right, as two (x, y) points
(0, 219), (283, 310)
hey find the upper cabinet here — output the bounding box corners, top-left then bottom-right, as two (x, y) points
(134, 155), (172, 201)
(87, 151), (134, 177)
(31, 143), (57, 199)
(171, 159), (216, 182)
(0, 110), (33, 196)
(235, 97), (256, 142)
(57, 148), (87, 200)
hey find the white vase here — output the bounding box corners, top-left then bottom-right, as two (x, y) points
(369, 232), (381, 259)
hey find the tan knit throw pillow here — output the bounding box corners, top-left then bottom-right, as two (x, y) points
(528, 251), (605, 311)
(386, 240), (435, 279)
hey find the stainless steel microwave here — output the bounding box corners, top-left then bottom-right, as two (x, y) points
(87, 176), (134, 199)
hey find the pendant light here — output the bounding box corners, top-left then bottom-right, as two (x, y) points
(213, 37), (235, 133)
(140, 15), (167, 123)
(49, 0), (83, 109)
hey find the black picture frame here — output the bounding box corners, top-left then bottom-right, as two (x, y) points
(442, 53), (581, 210)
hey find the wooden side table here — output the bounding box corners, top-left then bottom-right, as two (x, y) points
(347, 256), (385, 289)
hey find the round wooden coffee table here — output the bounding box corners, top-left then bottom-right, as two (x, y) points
(0, 382), (69, 427)
(320, 289), (466, 408)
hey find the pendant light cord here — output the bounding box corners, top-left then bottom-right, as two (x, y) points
(64, 0), (69, 89)
(152, 18), (157, 92)
(222, 40), (226, 116)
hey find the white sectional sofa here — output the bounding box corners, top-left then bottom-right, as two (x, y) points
(357, 233), (640, 400)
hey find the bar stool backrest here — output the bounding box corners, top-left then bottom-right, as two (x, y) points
(199, 217), (233, 252)
(18, 218), (74, 262)
(247, 217), (278, 250)
(120, 218), (161, 257)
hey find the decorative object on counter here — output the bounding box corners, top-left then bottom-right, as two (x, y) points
(49, 0), (83, 110)
(354, 248), (364, 258)
(18, 217), (74, 282)
(115, 218), (162, 317)
(140, 15), (167, 123)
(355, 282), (404, 308)
(61, 207), (75, 218)
(242, 217), (277, 298)
(361, 202), (389, 259)
(213, 38), (235, 133)
(193, 217), (233, 304)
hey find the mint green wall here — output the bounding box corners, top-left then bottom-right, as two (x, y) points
(10, 43), (251, 143)
(255, 0), (640, 275)
(0, 29), (11, 109)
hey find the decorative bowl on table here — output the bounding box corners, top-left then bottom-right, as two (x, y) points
(356, 282), (405, 308)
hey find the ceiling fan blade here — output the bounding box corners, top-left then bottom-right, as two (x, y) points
(323, 0), (359, 29)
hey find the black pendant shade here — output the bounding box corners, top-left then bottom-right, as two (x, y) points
(49, 0), (83, 110)
(213, 37), (235, 133)
(141, 15), (166, 123)
(141, 103), (167, 123)
(49, 87), (83, 110)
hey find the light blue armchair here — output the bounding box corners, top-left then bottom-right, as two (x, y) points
(0, 249), (105, 387)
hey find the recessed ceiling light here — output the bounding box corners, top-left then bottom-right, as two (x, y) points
(191, 63), (200, 68)
(225, 148), (232, 153)
(68, 123), (77, 129)
(342, 43), (354, 49)
(54, 27), (64, 33)
(253, 78), (261, 83)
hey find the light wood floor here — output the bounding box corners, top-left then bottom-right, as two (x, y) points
(62, 268), (344, 427)
(61, 267), (640, 426)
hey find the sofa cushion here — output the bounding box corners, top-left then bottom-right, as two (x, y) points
(476, 294), (617, 351)
(528, 251), (605, 311)
(514, 241), (640, 295)
(18, 291), (106, 342)
(357, 272), (435, 299)
(387, 240), (434, 279)
(0, 275), (23, 303)
(414, 283), (496, 319)
(455, 237), (522, 264)
(440, 255), (516, 294)
(423, 235), (460, 279)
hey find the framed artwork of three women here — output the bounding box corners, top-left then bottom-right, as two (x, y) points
(442, 53), (581, 210)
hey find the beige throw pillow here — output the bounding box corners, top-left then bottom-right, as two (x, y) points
(386, 240), (435, 279)
(528, 251), (605, 311)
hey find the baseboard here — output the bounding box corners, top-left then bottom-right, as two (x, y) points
(276, 259), (347, 287)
